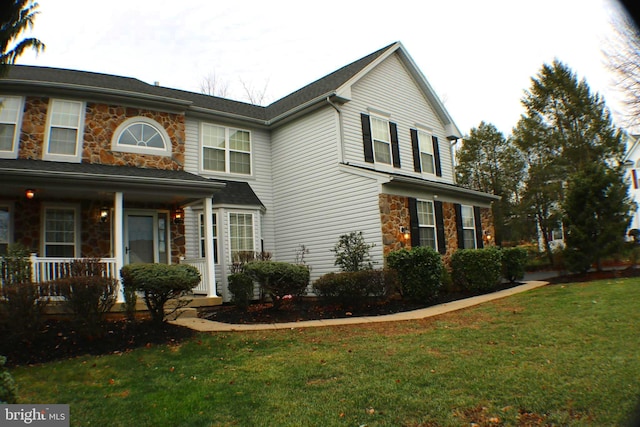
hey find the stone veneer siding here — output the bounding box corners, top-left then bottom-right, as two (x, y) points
(19, 98), (186, 171)
(379, 194), (495, 265)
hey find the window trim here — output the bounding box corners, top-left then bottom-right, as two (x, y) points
(200, 123), (253, 176)
(198, 211), (219, 264)
(370, 115), (392, 165)
(111, 116), (172, 156)
(416, 200), (437, 250)
(460, 204), (477, 249)
(41, 204), (81, 258)
(43, 99), (85, 163)
(417, 129), (436, 175)
(227, 211), (256, 262)
(0, 95), (24, 159)
(0, 202), (13, 255)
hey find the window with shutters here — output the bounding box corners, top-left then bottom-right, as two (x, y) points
(461, 205), (476, 249)
(371, 116), (392, 165)
(417, 130), (435, 174)
(416, 200), (437, 249)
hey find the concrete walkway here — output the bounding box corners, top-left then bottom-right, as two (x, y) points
(170, 281), (548, 332)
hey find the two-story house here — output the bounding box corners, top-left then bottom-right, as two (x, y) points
(0, 41), (498, 304)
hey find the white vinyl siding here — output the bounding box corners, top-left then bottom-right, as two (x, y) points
(44, 99), (84, 162)
(342, 53), (454, 181)
(0, 96), (23, 158)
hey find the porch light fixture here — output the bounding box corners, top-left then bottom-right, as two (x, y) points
(100, 207), (109, 223)
(172, 207), (185, 224)
(483, 231), (492, 243)
(25, 189), (35, 199)
(400, 226), (410, 240)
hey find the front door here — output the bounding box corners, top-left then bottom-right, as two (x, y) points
(124, 211), (169, 264)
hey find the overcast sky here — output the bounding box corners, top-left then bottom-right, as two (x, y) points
(15, 0), (635, 136)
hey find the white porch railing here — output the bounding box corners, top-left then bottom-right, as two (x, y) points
(179, 257), (208, 294)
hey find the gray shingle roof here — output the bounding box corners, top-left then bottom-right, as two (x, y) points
(0, 42), (398, 123)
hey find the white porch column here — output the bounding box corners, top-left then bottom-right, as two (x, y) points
(203, 196), (217, 297)
(114, 192), (125, 302)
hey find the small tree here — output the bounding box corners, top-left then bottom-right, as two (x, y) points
(331, 231), (375, 272)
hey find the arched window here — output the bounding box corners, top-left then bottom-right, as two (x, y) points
(111, 117), (171, 155)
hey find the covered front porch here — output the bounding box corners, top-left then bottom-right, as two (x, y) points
(0, 159), (224, 305)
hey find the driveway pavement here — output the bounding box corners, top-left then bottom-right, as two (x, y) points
(171, 280), (548, 332)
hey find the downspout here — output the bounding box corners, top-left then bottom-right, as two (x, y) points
(326, 96), (345, 163)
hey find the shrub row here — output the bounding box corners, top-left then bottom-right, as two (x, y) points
(312, 269), (397, 304)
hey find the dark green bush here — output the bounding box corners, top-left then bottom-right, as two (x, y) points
(120, 263), (201, 325)
(0, 282), (47, 340)
(1, 244), (31, 285)
(451, 248), (503, 292)
(0, 356), (17, 404)
(228, 273), (254, 309)
(501, 247), (528, 283)
(386, 246), (444, 302)
(313, 269), (397, 304)
(563, 247), (592, 274)
(244, 261), (309, 308)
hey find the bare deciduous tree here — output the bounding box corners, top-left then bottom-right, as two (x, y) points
(199, 72), (230, 97)
(239, 77), (269, 105)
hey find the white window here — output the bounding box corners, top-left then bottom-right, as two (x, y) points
(371, 116), (391, 165)
(201, 123), (251, 175)
(0, 204), (12, 255)
(44, 99), (84, 162)
(228, 212), (254, 261)
(0, 96), (23, 158)
(111, 117), (171, 155)
(199, 212), (218, 263)
(417, 130), (435, 174)
(461, 205), (476, 249)
(43, 206), (79, 257)
(417, 200), (437, 250)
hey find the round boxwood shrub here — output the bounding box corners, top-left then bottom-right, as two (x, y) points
(386, 246), (444, 302)
(451, 248), (502, 292)
(244, 261), (309, 308)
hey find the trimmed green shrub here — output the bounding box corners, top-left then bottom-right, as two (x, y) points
(244, 261), (309, 308)
(120, 263), (201, 325)
(386, 246), (444, 302)
(313, 269), (397, 304)
(0, 356), (17, 404)
(228, 273), (254, 309)
(501, 247), (528, 283)
(451, 248), (503, 292)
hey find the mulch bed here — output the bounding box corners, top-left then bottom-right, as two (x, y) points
(3, 267), (638, 366)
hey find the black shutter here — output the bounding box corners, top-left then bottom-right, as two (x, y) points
(410, 129), (421, 172)
(390, 122), (401, 168)
(432, 136), (442, 177)
(361, 113), (374, 163)
(454, 203), (464, 249)
(474, 206), (484, 249)
(434, 201), (446, 255)
(408, 197), (420, 247)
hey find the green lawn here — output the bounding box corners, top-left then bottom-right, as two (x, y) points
(10, 278), (640, 426)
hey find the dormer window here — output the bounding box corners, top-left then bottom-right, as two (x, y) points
(111, 117), (171, 155)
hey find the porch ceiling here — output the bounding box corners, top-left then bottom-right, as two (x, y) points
(0, 159), (225, 204)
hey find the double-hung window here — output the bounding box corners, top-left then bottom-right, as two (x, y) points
(43, 206), (78, 257)
(416, 200), (437, 250)
(417, 130), (435, 174)
(229, 213), (254, 262)
(0, 205), (11, 255)
(461, 205), (477, 249)
(202, 124), (251, 174)
(44, 99), (84, 162)
(371, 116), (392, 165)
(0, 96), (23, 158)
(198, 212), (218, 263)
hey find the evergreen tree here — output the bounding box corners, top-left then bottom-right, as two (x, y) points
(513, 60), (628, 263)
(455, 121), (524, 244)
(0, 0), (45, 77)
(563, 163), (634, 272)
